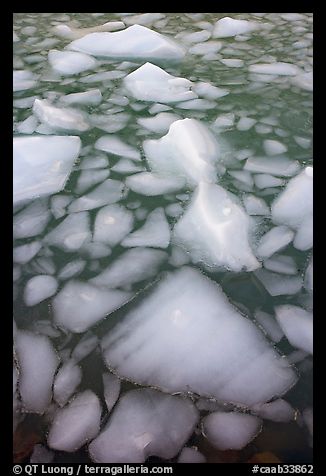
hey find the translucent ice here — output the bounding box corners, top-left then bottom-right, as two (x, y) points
(102, 373), (121, 412)
(13, 136), (81, 204)
(48, 50), (97, 75)
(59, 89), (103, 106)
(244, 156), (300, 177)
(89, 389), (198, 463)
(53, 280), (131, 333)
(33, 99), (89, 132)
(143, 118), (221, 187)
(68, 179), (125, 213)
(44, 212), (91, 252)
(202, 412), (262, 450)
(121, 208), (170, 249)
(15, 330), (59, 413)
(250, 399), (295, 422)
(126, 172), (185, 196)
(13, 241), (42, 264)
(95, 135), (141, 161)
(47, 390), (101, 452)
(256, 226), (294, 259)
(90, 248), (167, 289)
(93, 204), (134, 246)
(173, 182), (260, 272)
(123, 62), (196, 103)
(274, 305), (313, 354)
(102, 267), (297, 406)
(53, 360), (82, 407)
(67, 25), (185, 61)
(24, 275), (58, 306)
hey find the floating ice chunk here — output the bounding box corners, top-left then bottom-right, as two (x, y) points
(95, 136), (141, 161)
(91, 112), (129, 134)
(294, 136), (311, 149)
(254, 174), (284, 189)
(181, 29), (211, 44)
(68, 179), (125, 213)
(144, 118), (221, 187)
(250, 399), (295, 422)
(124, 13), (165, 26)
(256, 226), (294, 259)
(271, 167), (313, 229)
(254, 269), (302, 296)
(53, 21), (125, 40)
(220, 58), (244, 68)
(123, 62), (196, 103)
(165, 203), (183, 218)
(274, 305), (313, 354)
(13, 70), (37, 92)
(67, 25), (185, 61)
(263, 139), (288, 156)
(176, 98), (216, 110)
(293, 216), (313, 250)
(48, 390), (101, 452)
(228, 170), (253, 187)
(44, 212), (91, 252)
(76, 169), (110, 194)
(243, 195), (269, 216)
(203, 412), (262, 450)
(58, 260), (86, 280)
(80, 156), (108, 170)
(178, 447), (206, 463)
(30, 444), (54, 464)
(173, 182), (260, 272)
(148, 103), (172, 114)
(102, 267), (297, 406)
(81, 242), (111, 259)
(53, 280), (131, 333)
(192, 81), (229, 99)
(13, 95), (38, 109)
(53, 360), (82, 407)
(16, 115), (38, 134)
(291, 71), (313, 92)
(213, 17), (259, 38)
(90, 248), (167, 289)
(59, 89), (102, 106)
(168, 246), (190, 267)
(137, 112), (180, 134)
(13, 241), (42, 264)
(213, 113), (235, 130)
(71, 332), (99, 363)
(304, 256), (313, 293)
(254, 310), (284, 343)
(280, 13), (306, 21)
(237, 117), (256, 131)
(48, 50), (97, 75)
(51, 195), (72, 219)
(126, 172), (185, 196)
(121, 208), (170, 249)
(93, 204), (134, 246)
(33, 99), (89, 132)
(264, 254), (297, 275)
(111, 159), (144, 174)
(89, 389), (198, 463)
(15, 330), (59, 414)
(188, 40), (222, 55)
(249, 62), (301, 76)
(244, 156), (300, 177)
(13, 136), (81, 204)
(24, 275), (58, 306)
(103, 373), (121, 412)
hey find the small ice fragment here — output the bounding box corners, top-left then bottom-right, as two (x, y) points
(102, 373), (121, 412)
(263, 139), (288, 156)
(274, 305), (313, 354)
(126, 172), (185, 196)
(48, 49), (97, 75)
(178, 447), (206, 463)
(44, 212), (91, 252)
(254, 310), (284, 343)
(68, 179), (125, 213)
(213, 17), (260, 38)
(256, 226), (294, 258)
(13, 241), (42, 264)
(264, 254), (297, 275)
(254, 174), (284, 189)
(33, 99), (89, 132)
(53, 360), (82, 407)
(121, 208), (170, 249)
(254, 269), (302, 296)
(95, 135), (141, 161)
(58, 260), (86, 280)
(93, 204), (134, 246)
(202, 412), (262, 450)
(243, 195), (269, 216)
(24, 275), (58, 306)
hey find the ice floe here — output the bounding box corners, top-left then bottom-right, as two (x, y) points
(89, 389), (198, 463)
(68, 179), (125, 213)
(67, 25), (185, 61)
(24, 275), (58, 306)
(53, 360), (82, 407)
(173, 182), (260, 272)
(44, 211), (91, 252)
(121, 208), (170, 249)
(33, 99), (89, 132)
(53, 280), (131, 333)
(144, 118), (221, 187)
(124, 62), (197, 103)
(48, 50), (98, 75)
(126, 172), (185, 196)
(13, 136), (81, 204)
(102, 266), (297, 406)
(93, 204), (134, 246)
(274, 305), (313, 354)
